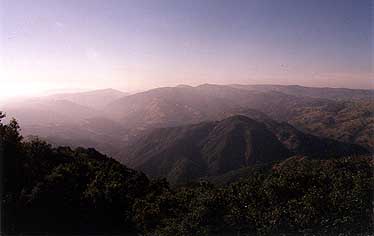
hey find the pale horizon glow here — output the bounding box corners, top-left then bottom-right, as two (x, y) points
(1, 0), (373, 99)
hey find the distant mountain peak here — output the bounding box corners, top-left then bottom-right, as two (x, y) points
(176, 84), (193, 88)
(220, 114), (257, 123)
(196, 83), (222, 88)
(120, 114), (291, 183)
(46, 88), (128, 109)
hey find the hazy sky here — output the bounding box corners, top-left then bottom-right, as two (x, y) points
(0, 0), (373, 98)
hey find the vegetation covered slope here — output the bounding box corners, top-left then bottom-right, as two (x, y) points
(105, 84), (373, 151)
(121, 116), (290, 183)
(136, 156), (373, 236)
(120, 115), (368, 183)
(287, 100), (374, 151)
(104, 84), (331, 130)
(1, 113), (372, 235)
(229, 84), (374, 101)
(227, 85), (374, 151)
(0, 113), (148, 234)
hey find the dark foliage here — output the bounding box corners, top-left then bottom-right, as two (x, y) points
(1, 113), (373, 235)
(135, 156), (373, 236)
(0, 112), (148, 234)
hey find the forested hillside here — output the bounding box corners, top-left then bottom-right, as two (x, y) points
(1, 113), (372, 235)
(120, 115), (368, 183)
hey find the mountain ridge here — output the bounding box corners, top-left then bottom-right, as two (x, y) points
(2, 83), (373, 158)
(119, 115), (368, 183)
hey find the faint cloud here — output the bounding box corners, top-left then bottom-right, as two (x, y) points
(55, 21), (65, 28)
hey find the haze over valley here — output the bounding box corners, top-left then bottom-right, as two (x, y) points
(2, 84), (372, 182)
(1, 0), (373, 234)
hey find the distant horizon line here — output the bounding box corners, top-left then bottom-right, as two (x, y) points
(59, 82), (374, 94)
(1, 82), (373, 102)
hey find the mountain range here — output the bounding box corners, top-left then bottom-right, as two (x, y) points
(1, 84), (372, 183)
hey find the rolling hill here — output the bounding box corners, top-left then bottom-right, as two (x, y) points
(104, 84), (330, 128)
(48, 88), (128, 109)
(1, 89), (130, 155)
(119, 115), (368, 183)
(105, 84), (374, 151)
(1, 84), (372, 158)
(229, 84), (374, 101)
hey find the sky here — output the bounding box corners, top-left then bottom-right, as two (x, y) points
(0, 0), (373, 99)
